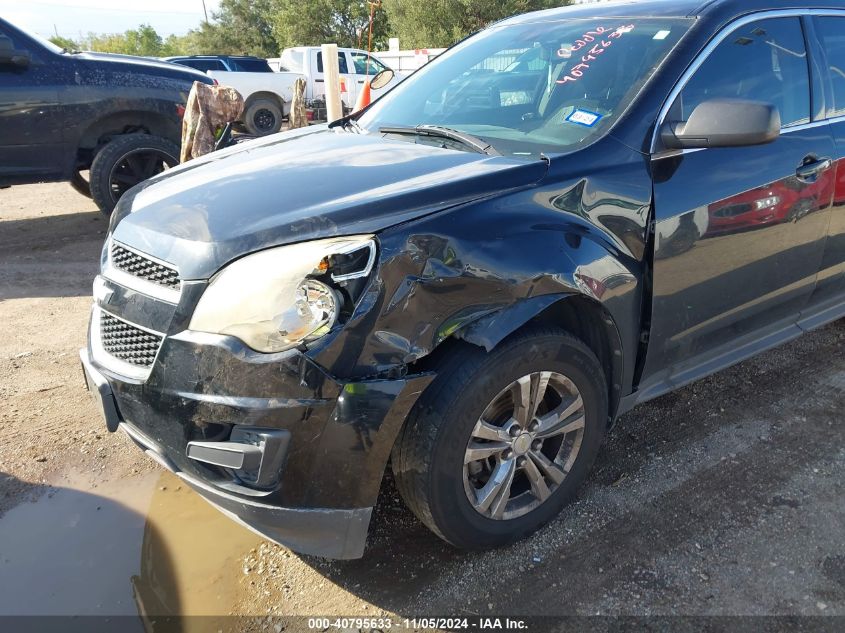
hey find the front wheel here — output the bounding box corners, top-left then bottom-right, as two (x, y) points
(89, 134), (180, 216)
(244, 99), (283, 136)
(392, 328), (608, 551)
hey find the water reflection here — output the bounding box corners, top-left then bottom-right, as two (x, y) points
(131, 473), (261, 631)
(0, 470), (261, 631)
(0, 471), (153, 623)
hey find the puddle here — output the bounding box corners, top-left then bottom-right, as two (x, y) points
(0, 470), (262, 623)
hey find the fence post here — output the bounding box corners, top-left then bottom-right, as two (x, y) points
(321, 43), (343, 123)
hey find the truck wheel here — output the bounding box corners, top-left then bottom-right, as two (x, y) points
(89, 134), (179, 216)
(392, 328), (607, 551)
(244, 99), (283, 136)
(70, 170), (92, 199)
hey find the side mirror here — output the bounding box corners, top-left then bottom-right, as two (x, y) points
(661, 99), (780, 150)
(370, 68), (395, 90)
(0, 35), (31, 68)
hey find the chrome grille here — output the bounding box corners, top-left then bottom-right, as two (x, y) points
(111, 243), (179, 289)
(99, 312), (163, 367)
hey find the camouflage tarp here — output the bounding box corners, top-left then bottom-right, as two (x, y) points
(289, 77), (308, 130)
(181, 81), (244, 163)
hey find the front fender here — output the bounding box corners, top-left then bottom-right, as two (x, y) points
(454, 293), (570, 351)
(309, 195), (644, 403)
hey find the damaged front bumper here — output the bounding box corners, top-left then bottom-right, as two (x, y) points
(79, 330), (432, 559)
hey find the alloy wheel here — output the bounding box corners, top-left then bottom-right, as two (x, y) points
(108, 148), (176, 203)
(254, 108), (277, 132)
(463, 371), (585, 520)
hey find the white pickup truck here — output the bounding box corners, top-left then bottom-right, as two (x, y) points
(208, 47), (403, 135)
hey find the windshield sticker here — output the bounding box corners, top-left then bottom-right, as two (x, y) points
(653, 30), (671, 40)
(556, 24), (636, 84)
(557, 26), (610, 57)
(566, 109), (602, 127)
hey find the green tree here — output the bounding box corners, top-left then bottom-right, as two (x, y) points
(190, 0), (278, 57)
(383, 0), (569, 49)
(125, 24), (164, 56)
(270, 0), (391, 50)
(84, 24), (165, 56)
(48, 35), (78, 52)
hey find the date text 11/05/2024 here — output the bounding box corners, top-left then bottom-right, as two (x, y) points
(307, 617), (529, 630)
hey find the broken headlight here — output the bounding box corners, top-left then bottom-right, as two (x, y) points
(189, 236), (376, 353)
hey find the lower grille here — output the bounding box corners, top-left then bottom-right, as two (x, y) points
(99, 311), (163, 367)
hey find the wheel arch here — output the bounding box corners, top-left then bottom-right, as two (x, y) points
(76, 111), (180, 166)
(451, 294), (625, 424)
(244, 91), (286, 113)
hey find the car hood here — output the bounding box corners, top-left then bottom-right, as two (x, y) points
(74, 51), (209, 82)
(111, 126), (548, 279)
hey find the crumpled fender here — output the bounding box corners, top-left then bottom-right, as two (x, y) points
(454, 294), (570, 351)
(308, 136), (651, 419)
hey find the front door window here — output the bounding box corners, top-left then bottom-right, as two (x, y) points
(670, 17), (811, 129)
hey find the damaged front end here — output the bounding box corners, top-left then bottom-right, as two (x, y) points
(82, 123), (649, 558)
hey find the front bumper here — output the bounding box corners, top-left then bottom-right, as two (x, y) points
(80, 334), (433, 559)
(120, 418), (372, 559)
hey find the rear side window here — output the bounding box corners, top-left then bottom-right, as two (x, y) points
(280, 49), (304, 73)
(676, 17), (810, 127)
(816, 17), (845, 118)
(179, 59), (226, 72)
(232, 58), (272, 72)
(316, 52), (349, 74)
(0, 27), (23, 50)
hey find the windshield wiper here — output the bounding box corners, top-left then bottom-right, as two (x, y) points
(328, 114), (365, 134)
(379, 125), (501, 156)
(343, 118), (365, 134)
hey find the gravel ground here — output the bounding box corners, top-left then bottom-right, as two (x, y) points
(0, 182), (843, 626)
(0, 183), (153, 518)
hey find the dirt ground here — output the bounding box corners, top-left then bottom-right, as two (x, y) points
(0, 182), (843, 626)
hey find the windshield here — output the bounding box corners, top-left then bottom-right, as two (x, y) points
(359, 17), (690, 157)
(9, 21), (65, 54)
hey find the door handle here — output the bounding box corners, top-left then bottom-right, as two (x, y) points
(796, 157), (833, 181)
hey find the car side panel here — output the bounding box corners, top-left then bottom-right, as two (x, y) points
(0, 27), (69, 183)
(803, 14), (845, 320)
(307, 136), (651, 414)
(802, 123), (845, 323)
(61, 59), (192, 155)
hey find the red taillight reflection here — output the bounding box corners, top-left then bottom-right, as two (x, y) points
(176, 104), (186, 119)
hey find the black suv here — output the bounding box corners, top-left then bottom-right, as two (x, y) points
(164, 55), (274, 73)
(0, 18), (212, 214)
(82, 0), (845, 559)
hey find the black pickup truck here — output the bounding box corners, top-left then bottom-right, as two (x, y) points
(0, 18), (212, 214)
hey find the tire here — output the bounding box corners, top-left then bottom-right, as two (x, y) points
(392, 328), (608, 551)
(70, 169), (92, 199)
(89, 134), (180, 216)
(244, 99), (283, 136)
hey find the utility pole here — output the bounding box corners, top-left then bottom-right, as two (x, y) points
(201, 0), (209, 23)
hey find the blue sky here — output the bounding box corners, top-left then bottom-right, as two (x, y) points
(1, 0), (221, 38)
